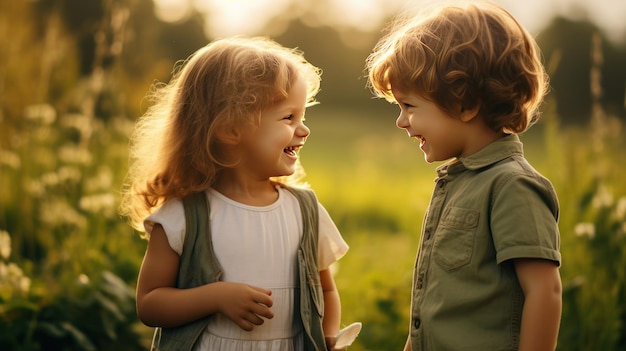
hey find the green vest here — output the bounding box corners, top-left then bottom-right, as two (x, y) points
(150, 185), (327, 351)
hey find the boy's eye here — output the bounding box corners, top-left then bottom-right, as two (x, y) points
(283, 114), (293, 120)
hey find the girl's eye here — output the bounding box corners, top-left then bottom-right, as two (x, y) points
(403, 103), (415, 108)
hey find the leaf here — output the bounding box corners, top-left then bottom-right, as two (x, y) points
(60, 322), (96, 351)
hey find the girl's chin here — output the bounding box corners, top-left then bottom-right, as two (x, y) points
(272, 168), (295, 178)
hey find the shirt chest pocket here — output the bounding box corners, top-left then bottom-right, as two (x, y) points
(433, 207), (479, 271)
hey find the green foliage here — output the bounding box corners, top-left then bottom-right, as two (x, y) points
(0, 3), (147, 347)
(332, 231), (415, 350)
(0, 265), (143, 351)
(0, 101), (147, 349)
(551, 125), (626, 351)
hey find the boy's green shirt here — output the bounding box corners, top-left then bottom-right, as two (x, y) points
(410, 134), (561, 351)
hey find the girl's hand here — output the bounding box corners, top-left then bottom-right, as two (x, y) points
(214, 282), (274, 331)
(325, 336), (347, 351)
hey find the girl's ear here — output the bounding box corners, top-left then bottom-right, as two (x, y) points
(216, 126), (241, 145)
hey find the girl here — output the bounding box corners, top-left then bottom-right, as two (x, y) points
(119, 36), (348, 351)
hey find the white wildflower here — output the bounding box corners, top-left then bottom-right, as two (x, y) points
(0, 149), (21, 169)
(18, 275), (31, 294)
(79, 193), (115, 216)
(58, 145), (92, 165)
(111, 116), (135, 137)
(61, 113), (94, 141)
(40, 199), (87, 229)
(0, 230), (10, 260)
(24, 104), (56, 125)
(0, 262), (6, 279)
(57, 166), (82, 184)
(592, 185), (614, 209)
(615, 197), (626, 220)
(23, 179), (45, 197)
(6, 262), (24, 281)
(84, 167), (113, 192)
(0, 262), (31, 296)
(40, 167), (82, 188)
(574, 222), (595, 239)
(40, 171), (60, 187)
(78, 273), (90, 285)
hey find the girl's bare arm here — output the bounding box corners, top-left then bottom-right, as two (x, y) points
(320, 268), (342, 348)
(135, 224), (274, 330)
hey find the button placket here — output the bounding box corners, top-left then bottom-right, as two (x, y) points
(416, 272), (425, 289)
(413, 318), (421, 329)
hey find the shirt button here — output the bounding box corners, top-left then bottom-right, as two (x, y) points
(413, 318), (421, 329)
(425, 228), (432, 239)
(417, 274), (424, 289)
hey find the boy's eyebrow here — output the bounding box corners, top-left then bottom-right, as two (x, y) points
(391, 91), (406, 102)
(390, 87), (405, 98)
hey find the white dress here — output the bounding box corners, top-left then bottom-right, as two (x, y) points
(144, 186), (349, 351)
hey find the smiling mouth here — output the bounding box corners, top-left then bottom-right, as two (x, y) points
(284, 145), (302, 157)
(414, 135), (425, 145)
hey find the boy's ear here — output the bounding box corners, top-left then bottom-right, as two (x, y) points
(459, 104), (480, 123)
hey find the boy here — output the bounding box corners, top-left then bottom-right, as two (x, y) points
(366, 1), (562, 350)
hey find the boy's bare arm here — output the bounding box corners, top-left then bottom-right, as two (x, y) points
(403, 335), (412, 351)
(514, 258), (562, 351)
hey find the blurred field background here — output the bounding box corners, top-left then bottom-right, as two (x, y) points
(1, 0), (625, 350)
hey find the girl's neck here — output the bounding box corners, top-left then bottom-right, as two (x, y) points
(213, 175), (278, 206)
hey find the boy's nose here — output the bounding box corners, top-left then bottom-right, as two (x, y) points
(396, 112), (409, 129)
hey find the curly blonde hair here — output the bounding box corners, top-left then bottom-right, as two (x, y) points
(119, 36), (322, 231)
(366, 0), (548, 134)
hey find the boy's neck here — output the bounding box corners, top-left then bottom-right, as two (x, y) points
(460, 118), (507, 158)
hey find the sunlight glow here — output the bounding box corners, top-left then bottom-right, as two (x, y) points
(193, 0), (292, 37)
(152, 0), (626, 42)
(304, 0), (403, 32)
(153, 0), (191, 23)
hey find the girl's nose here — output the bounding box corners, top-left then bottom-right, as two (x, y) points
(297, 123), (310, 138)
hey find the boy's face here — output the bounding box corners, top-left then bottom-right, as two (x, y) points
(391, 88), (470, 163)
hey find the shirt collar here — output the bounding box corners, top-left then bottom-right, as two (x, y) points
(436, 134), (524, 177)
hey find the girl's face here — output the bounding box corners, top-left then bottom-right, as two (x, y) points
(391, 88), (470, 163)
(240, 76), (310, 178)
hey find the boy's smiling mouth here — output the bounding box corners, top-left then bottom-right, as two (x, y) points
(412, 135), (425, 147)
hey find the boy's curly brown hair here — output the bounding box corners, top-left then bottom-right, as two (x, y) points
(366, 0), (549, 134)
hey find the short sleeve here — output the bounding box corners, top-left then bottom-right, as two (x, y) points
(492, 175), (561, 266)
(317, 202), (349, 270)
(143, 198), (186, 255)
